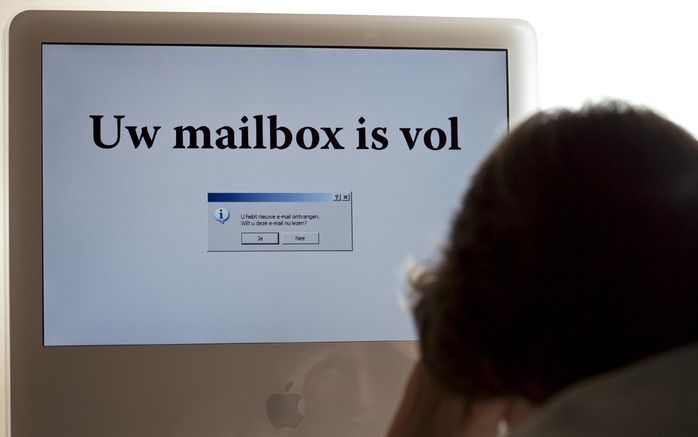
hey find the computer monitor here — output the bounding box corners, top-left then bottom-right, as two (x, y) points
(8, 11), (537, 436)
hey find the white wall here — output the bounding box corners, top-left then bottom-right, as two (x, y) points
(2, 1), (697, 435)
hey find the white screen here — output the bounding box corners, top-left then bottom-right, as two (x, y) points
(42, 44), (508, 345)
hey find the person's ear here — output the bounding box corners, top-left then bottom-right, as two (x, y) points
(461, 397), (508, 437)
(461, 396), (537, 437)
(502, 396), (537, 428)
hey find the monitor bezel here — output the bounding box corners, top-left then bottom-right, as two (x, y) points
(9, 10), (537, 436)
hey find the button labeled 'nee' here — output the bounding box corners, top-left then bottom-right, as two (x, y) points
(281, 232), (320, 245)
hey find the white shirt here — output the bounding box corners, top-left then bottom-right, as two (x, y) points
(511, 343), (698, 437)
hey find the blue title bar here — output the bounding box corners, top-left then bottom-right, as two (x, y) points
(208, 192), (335, 202)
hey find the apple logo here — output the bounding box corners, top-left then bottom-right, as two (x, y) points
(266, 381), (304, 429)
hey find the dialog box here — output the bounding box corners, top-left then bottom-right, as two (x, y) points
(208, 192), (353, 252)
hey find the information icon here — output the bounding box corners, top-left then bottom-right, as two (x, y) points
(214, 208), (230, 224)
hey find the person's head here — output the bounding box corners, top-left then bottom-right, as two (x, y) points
(414, 102), (698, 405)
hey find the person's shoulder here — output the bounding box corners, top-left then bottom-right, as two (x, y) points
(511, 342), (698, 437)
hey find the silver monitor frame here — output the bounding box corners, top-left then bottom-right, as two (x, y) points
(8, 11), (537, 437)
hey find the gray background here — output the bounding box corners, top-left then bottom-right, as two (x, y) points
(208, 199), (353, 251)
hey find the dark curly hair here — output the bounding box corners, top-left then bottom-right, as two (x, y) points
(414, 102), (698, 402)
